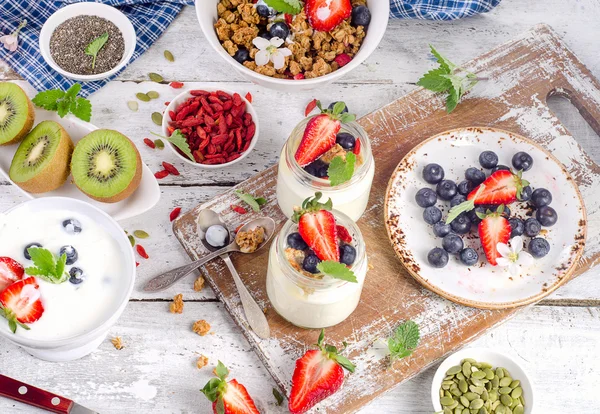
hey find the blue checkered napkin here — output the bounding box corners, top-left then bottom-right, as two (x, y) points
(0, 0), (188, 97)
(390, 0), (502, 20)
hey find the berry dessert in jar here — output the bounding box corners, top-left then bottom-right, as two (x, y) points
(277, 101), (374, 221)
(266, 193), (368, 329)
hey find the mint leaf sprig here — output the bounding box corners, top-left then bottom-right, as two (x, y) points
(388, 320), (420, 366)
(264, 0), (302, 15)
(152, 130), (194, 162)
(25, 247), (68, 284)
(328, 152), (356, 187)
(234, 190), (267, 212)
(32, 83), (92, 122)
(317, 260), (358, 283)
(417, 45), (481, 113)
(85, 32), (109, 70)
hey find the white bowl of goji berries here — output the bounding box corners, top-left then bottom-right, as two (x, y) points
(162, 87), (259, 169)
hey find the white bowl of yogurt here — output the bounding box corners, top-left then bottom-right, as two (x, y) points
(0, 197), (135, 361)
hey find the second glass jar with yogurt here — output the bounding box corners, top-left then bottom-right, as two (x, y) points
(277, 106), (375, 222)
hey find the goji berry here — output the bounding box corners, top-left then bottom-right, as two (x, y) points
(170, 207), (182, 222)
(245, 92), (253, 103)
(162, 162), (180, 176)
(136, 262), (140, 267)
(353, 139), (361, 155)
(285, 14), (293, 25)
(305, 99), (318, 117)
(143, 138), (156, 149)
(136, 245), (149, 259)
(169, 81), (184, 89)
(164, 101), (170, 106)
(154, 170), (169, 179)
(231, 204), (247, 214)
(336, 225), (353, 243)
(234, 224), (243, 233)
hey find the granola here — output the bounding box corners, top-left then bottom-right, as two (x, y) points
(111, 336), (124, 350)
(197, 355), (209, 369)
(170, 293), (184, 314)
(235, 226), (265, 253)
(194, 276), (205, 292)
(192, 320), (211, 336)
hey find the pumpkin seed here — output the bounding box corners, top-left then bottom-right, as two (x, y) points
(450, 387), (462, 397)
(459, 379), (468, 393)
(472, 371), (486, 380)
(134, 230), (149, 239)
(511, 387), (522, 399)
(136, 92), (150, 102)
(500, 394), (513, 407)
(479, 408), (488, 414)
(460, 395), (470, 407)
(499, 387), (512, 395)
(441, 396), (455, 406)
(462, 362), (472, 378)
(510, 380), (520, 388)
(464, 392), (478, 401)
(499, 377), (512, 387)
(456, 373), (466, 381)
(471, 378), (485, 387)
(154, 139), (165, 149)
(513, 405), (524, 414)
(462, 409), (470, 414)
(484, 368), (495, 380)
(152, 112), (163, 125)
(164, 50), (175, 62)
(469, 385), (485, 395)
(447, 366), (462, 376)
(495, 368), (504, 379)
(128, 235), (135, 247)
(470, 399), (484, 410)
(491, 376), (499, 389)
(147, 90), (159, 99)
(495, 406), (506, 414)
(149, 72), (164, 83)
(443, 408), (452, 414)
(127, 100), (139, 111)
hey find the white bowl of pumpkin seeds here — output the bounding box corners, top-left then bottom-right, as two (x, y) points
(432, 348), (534, 414)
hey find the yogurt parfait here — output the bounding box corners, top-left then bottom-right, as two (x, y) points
(266, 193), (368, 329)
(276, 101), (374, 221)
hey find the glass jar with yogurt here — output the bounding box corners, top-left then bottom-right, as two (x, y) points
(276, 117), (375, 222)
(266, 209), (368, 329)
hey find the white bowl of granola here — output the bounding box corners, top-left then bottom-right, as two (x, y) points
(196, 0), (389, 91)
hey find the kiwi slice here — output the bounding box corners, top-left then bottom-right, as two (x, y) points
(9, 120), (74, 193)
(71, 129), (142, 203)
(0, 82), (35, 145)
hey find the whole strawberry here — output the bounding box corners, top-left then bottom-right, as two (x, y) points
(289, 329), (355, 414)
(292, 192), (339, 262)
(200, 361), (260, 414)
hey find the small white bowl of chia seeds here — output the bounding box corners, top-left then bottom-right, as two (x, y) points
(39, 2), (136, 81)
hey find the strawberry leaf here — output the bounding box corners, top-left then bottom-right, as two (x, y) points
(234, 190), (266, 212)
(273, 388), (284, 406)
(292, 192), (333, 222)
(215, 360), (229, 380)
(328, 152), (356, 187)
(263, 0), (302, 15)
(317, 260), (358, 283)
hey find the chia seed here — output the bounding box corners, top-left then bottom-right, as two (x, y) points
(50, 15), (125, 75)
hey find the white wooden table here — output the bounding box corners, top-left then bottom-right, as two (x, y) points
(2, 1), (600, 412)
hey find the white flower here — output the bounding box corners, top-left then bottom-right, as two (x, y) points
(0, 20), (27, 52)
(252, 36), (292, 70)
(496, 236), (534, 276)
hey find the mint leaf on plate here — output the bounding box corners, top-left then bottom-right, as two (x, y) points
(32, 84), (92, 122)
(31, 89), (64, 111)
(328, 152), (356, 187)
(234, 190), (267, 212)
(317, 260), (358, 283)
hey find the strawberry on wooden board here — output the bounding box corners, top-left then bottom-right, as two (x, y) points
(289, 329), (355, 414)
(0, 277), (44, 333)
(305, 0), (352, 32)
(0, 257), (24, 292)
(294, 101), (356, 167)
(477, 206), (512, 266)
(293, 193), (339, 262)
(201, 361), (260, 414)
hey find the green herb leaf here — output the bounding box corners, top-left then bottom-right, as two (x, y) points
(429, 45), (456, 73)
(215, 360), (229, 380)
(273, 388), (284, 406)
(234, 190), (266, 212)
(32, 85), (92, 122)
(25, 247), (68, 284)
(73, 97), (92, 122)
(388, 320), (421, 363)
(85, 32), (109, 70)
(416, 68), (452, 92)
(317, 260), (358, 283)
(31, 89), (64, 111)
(328, 152), (356, 187)
(263, 0), (302, 14)
(152, 130), (195, 162)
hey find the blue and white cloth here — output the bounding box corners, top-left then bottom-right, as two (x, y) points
(0, 0), (502, 97)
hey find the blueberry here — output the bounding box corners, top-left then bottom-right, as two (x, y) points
(422, 163), (444, 184)
(518, 185), (532, 202)
(465, 167), (486, 186)
(287, 232), (308, 250)
(436, 180), (457, 201)
(531, 188), (552, 207)
(336, 132), (355, 150)
(512, 151), (534, 171)
(433, 222), (451, 238)
(459, 248), (479, 266)
(24, 243), (42, 260)
(491, 165), (510, 173)
(450, 194), (466, 207)
(256, 4), (271, 17)
(63, 219), (82, 234)
(69, 267), (85, 284)
(529, 237), (550, 258)
(269, 22), (290, 40)
(423, 206), (442, 225)
(351, 5), (371, 26)
(233, 48), (250, 64)
(302, 253), (321, 274)
(415, 188), (437, 208)
(59, 245), (78, 265)
(536, 206), (558, 227)
(304, 159), (329, 178)
(524, 218), (541, 237)
(442, 233), (464, 254)
(468, 206), (485, 225)
(501, 205), (511, 218)
(508, 218), (525, 237)
(457, 180), (474, 196)
(258, 30), (272, 40)
(328, 101), (349, 114)
(450, 213), (471, 234)
(479, 151), (499, 169)
(339, 244), (356, 266)
(427, 247), (449, 268)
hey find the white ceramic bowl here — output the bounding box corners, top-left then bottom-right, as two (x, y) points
(39, 2), (137, 81)
(0, 197), (136, 362)
(162, 87), (259, 169)
(195, 0), (389, 91)
(431, 347), (535, 413)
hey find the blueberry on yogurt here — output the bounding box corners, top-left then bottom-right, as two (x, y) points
(69, 267), (85, 284)
(24, 242), (42, 260)
(60, 245), (78, 265)
(63, 219), (82, 234)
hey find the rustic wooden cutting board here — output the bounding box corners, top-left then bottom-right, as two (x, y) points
(173, 24), (600, 413)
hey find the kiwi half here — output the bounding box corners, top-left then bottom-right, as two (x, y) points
(71, 129), (142, 203)
(9, 120), (74, 193)
(0, 82), (35, 145)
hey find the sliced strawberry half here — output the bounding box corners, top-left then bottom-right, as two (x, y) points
(293, 193), (339, 261)
(478, 207), (512, 266)
(289, 329), (355, 414)
(0, 277), (44, 333)
(306, 0), (352, 32)
(0, 257), (24, 292)
(201, 361), (260, 414)
(467, 169), (529, 205)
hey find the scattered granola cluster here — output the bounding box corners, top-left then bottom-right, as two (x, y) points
(193, 320), (211, 336)
(214, 0), (369, 79)
(197, 355), (209, 369)
(194, 276), (205, 292)
(111, 336), (124, 350)
(170, 293), (184, 314)
(235, 226), (265, 253)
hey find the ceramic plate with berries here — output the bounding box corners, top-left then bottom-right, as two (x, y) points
(385, 127), (586, 309)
